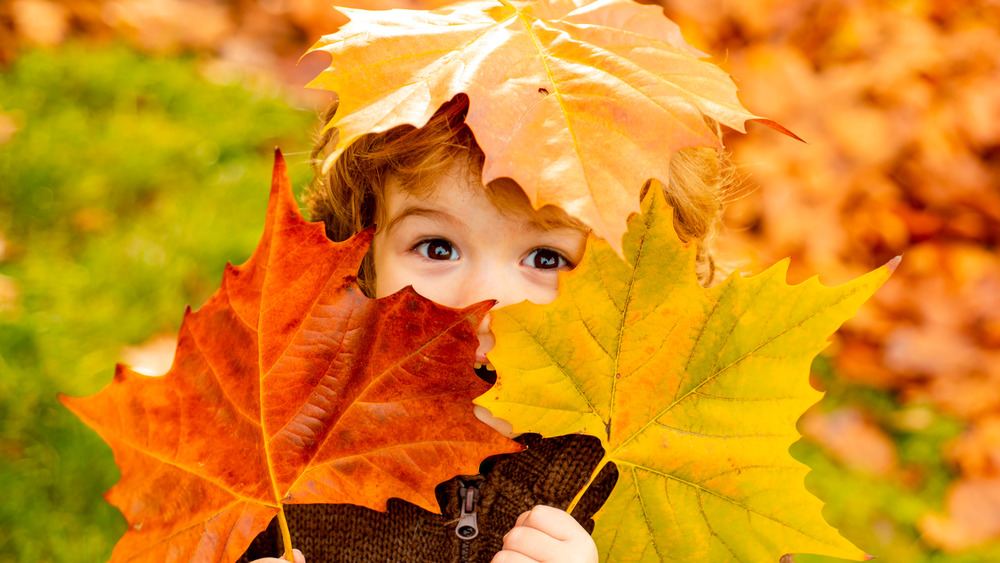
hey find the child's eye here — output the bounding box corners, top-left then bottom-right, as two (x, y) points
(415, 238), (459, 261)
(524, 248), (570, 270)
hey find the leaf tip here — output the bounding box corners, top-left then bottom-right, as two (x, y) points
(473, 298), (497, 315)
(114, 362), (130, 382)
(771, 256), (793, 281)
(272, 147), (287, 179)
(752, 118), (806, 144)
(353, 225), (376, 249)
(55, 391), (73, 409)
(885, 255), (902, 274)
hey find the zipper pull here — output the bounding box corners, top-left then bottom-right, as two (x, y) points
(455, 481), (480, 539)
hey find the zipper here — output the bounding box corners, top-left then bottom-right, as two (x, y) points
(455, 479), (481, 540)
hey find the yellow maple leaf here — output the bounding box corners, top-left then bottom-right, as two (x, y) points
(477, 186), (894, 561)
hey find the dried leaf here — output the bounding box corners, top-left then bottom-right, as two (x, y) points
(921, 478), (1000, 552)
(800, 407), (897, 477)
(11, 0), (69, 47)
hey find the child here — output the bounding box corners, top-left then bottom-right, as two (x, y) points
(239, 94), (730, 563)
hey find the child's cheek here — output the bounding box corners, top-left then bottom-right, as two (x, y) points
(520, 271), (561, 305)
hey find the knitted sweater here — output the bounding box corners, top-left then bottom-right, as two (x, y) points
(239, 433), (618, 563)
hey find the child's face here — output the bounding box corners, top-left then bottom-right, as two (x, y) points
(372, 160), (588, 364)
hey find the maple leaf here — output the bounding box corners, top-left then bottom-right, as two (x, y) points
(476, 186), (894, 562)
(59, 151), (520, 562)
(307, 0), (793, 253)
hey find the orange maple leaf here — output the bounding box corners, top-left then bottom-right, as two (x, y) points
(59, 151), (520, 562)
(307, 0), (795, 253)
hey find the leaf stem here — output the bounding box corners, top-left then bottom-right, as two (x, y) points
(566, 456), (609, 515)
(278, 507), (295, 562)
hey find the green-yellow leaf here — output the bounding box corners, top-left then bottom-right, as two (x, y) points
(476, 187), (893, 561)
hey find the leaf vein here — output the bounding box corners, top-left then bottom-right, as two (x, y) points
(139, 452), (274, 507)
(653, 422), (783, 440)
(123, 499), (248, 561)
(634, 465), (666, 562)
(507, 313), (604, 422)
(691, 390), (800, 402)
(696, 487), (741, 560)
(185, 316), (262, 428)
(626, 464), (842, 547)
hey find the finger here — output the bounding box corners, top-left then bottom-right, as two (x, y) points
(492, 549), (540, 563)
(503, 524), (562, 562)
(273, 549), (305, 563)
(518, 505), (584, 541)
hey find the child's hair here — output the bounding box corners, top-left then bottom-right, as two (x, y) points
(306, 95), (730, 292)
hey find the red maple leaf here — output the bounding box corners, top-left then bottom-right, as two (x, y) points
(59, 150), (520, 562)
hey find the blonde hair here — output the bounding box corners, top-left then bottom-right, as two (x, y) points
(307, 96), (729, 292)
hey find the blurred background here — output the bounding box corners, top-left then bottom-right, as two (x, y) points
(0, 0), (997, 561)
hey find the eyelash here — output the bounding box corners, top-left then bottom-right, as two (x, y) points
(410, 238), (573, 270)
(412, 238), (459, 261)
(524, 247), (572, 270)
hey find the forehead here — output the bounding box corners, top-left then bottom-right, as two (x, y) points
(382, 157), (587, 232)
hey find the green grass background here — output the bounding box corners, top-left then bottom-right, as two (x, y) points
(1, 43), (997, 563)
(0, 44), (315, 561)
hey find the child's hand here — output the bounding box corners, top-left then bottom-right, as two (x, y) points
(493, 505), (598, 563)
(249, 549), (305, 563)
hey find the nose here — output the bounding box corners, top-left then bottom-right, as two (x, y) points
(450, 260), (524, 312)
(475, 313), (495, 358)
(449, 265), (522, 358)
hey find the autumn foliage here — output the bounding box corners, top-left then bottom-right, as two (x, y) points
(481, 188), (891, 561)
(60, 153), (893, 561)
(306, 0), (798, 252)
(59, 152), (519, 561)
(653, 0), (1000, 552)
(9, 0), (999, 558)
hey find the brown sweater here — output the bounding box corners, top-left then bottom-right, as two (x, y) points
(240, 433), (618, 563)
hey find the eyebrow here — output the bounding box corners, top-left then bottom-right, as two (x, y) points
(382, 205), (467, 235)
(511, 217), (584, 237)
(383, 203), (590, 238)
(520, 216), (589, 234)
